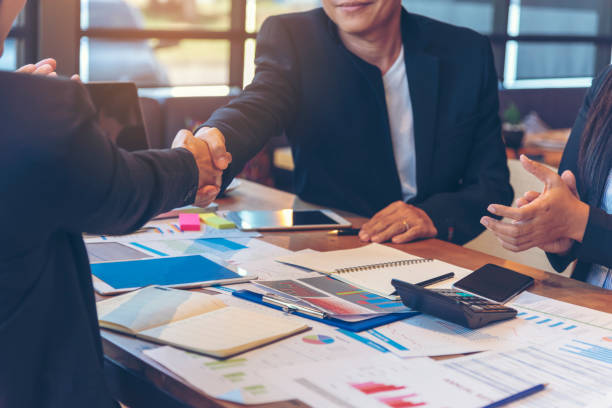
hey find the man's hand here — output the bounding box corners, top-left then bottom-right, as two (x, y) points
(195, 127), (232, 171)
(481, 155), (589, 253)
(172, 129), (224, 207)
(16, 58), (81, 81)
(17, 58), (57, 76)
(359, 201), (437, 244)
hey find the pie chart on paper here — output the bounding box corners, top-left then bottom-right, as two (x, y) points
(302, 334), (335, 345)
(603, 336), (612, 342)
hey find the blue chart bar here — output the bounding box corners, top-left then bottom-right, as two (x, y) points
(560, 340), (612, 365)
(564, 325), (577, 331)
(377, 302), (405, 309)
(537, 318), (552, 324)
(517, 312), (527, 316)
(549, 322), (564, 328)
(525, 315), (540, 321)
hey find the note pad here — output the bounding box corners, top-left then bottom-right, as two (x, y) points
(277, 244), (465, 299)
(91, 255), (254, 295)
(200, 213), (236, 229)
(97, 286), (310, 358)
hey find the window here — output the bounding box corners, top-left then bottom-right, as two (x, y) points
(1, 2), (39, 72)
(75, 0), (612, 90)
(79, 0), (319, 89)
(402, 0), (612, 88)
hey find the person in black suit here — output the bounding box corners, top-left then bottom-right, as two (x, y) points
(196, 0), (513, 245)
(482, 66), (612, 289)
(0, 1), (230, 406)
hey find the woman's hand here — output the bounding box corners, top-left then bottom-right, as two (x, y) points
(481, 155), (589, 253)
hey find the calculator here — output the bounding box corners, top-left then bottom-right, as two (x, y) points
(391, 279), (517, 329)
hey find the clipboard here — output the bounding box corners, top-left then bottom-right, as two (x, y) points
(232, 290), (419, 332)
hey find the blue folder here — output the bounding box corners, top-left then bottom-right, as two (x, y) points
(232, 289), (419, 332)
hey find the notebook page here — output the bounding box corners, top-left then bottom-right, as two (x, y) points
(97, 286), (226, 333)
(339, 260), (471, 297)
(276, 243), (421, 273)
(139, 306), (309, 356)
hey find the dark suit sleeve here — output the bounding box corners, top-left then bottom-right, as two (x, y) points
(200, 16), (300, 189)
(31, 80), (199, 236)
(413, 38), (513, 245)
(547, 66), (612, 271)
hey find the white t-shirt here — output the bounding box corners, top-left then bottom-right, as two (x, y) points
(383, 46), (417, 201)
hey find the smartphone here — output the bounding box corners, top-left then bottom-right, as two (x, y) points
(453, 264), (534, 303)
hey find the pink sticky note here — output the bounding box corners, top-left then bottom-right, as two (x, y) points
(179, 213), (201, 231)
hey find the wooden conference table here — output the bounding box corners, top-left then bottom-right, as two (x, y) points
(98, 180), (611, 408)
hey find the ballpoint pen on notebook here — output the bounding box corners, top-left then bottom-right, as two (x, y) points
(481, 383), (547, 408)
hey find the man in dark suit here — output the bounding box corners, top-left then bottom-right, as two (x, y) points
(0, 2), (229, 405)
(197, 0), (513, 245)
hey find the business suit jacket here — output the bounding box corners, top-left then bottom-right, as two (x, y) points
(0, 72), (199, 407)
(547, 65), (612, 280)
(204, 8), (513, 244)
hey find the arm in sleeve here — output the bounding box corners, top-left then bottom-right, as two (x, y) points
(545, 66), (611, 272)
(52, 81), (199, 235)
(413, 38), (513, 245)
(199, 16), (300, 189)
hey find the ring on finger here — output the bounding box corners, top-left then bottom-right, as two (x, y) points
(402, 219), (410, 232)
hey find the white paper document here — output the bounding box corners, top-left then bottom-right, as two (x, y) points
(510, 291), (612, 329)
(443, 339), (612, 407)
(144, 326), (384, 405)
(358, 299), (612, 357)
(263, 355), (535, 408)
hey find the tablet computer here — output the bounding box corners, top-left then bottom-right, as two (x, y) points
(91, 255), (256, 295)
(85, 82), (149, 152)
(225, 209), (352, 231)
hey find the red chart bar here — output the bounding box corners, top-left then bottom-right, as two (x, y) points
(378, 394), (427, 408)
(350, 382), (406, 395)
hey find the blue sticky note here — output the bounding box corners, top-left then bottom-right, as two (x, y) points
(91, 255), (241, 289)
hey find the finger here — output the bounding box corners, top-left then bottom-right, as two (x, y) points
(360, 218), (395, 241)
(33, 64), (54, 76)
(523, 190), (540, 202)
(487, 203), (535, 222)
(16, 64), (36, 74)
(520, 154), (561, 188)
(71, 74), (82, 83)
(171, 129), (192, 148)
(481, 216), (525, 238)
(371, 222), (407, 243)
(516, 191), (540, 208)
(561, 170), (579, 198)
(198, 130), (230, 170)
(48, 72), (58, 77)
(391, 226), (426, 244)
(194, 186), (220, 207)
(35, 58), (57, 71)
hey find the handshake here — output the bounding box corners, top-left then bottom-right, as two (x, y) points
(172, 127), (232, 208)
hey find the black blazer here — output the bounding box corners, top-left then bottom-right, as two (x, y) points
(547, 65), (612, 280)
(0, 73), (198, 407)
(204, 8), (513, 244)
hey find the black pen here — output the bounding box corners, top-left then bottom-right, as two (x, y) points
(416, 272), (455, 287)
(328, 228), (361, 236)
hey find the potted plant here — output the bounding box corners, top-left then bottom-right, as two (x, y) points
(502, 103), (525, 157)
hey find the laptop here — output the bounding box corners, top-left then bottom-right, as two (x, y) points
(85, 82), (149, 151)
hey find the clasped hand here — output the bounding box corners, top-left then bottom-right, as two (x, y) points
(172, 127), (232, 208)
(481, 155), (590, 254)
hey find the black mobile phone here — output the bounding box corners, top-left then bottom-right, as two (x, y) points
(453, 264), (534, 303)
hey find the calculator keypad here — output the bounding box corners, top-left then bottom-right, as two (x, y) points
(432, 290), (513, 313)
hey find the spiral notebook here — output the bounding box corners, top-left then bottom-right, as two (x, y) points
(276, 243), (462, 299)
